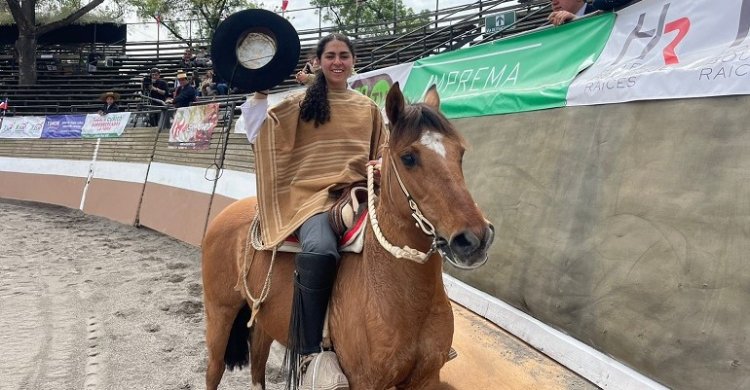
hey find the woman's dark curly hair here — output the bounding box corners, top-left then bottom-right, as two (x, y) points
(299, 33), (355, 127)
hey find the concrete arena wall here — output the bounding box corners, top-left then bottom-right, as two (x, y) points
(452, 95), (750, 390)
(0, 129), (256, 246)
(1, 95), (747, 388)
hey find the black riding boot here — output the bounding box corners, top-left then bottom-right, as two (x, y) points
(293, 251), (338, 354)
(284, 251), (339, 387)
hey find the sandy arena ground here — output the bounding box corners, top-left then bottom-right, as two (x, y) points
(0, 199), (596, 390)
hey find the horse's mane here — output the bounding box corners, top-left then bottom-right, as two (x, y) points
(390, 103), (466, 150)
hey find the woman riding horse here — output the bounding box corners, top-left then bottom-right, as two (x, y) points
(203, 36), (494, 390)
(238, 33), (383, 389)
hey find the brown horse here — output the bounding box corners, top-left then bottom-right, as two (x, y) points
(201, 83), (494, 389)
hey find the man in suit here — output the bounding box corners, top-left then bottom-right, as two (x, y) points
(548, 0), (634, 26)
(548, 0), (594, 26)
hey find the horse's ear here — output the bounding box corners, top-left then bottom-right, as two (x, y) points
(385, 82), (404, 126)
(423, 84), (440, 111)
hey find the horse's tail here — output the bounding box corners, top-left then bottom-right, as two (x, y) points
(225, 303), (251, 370)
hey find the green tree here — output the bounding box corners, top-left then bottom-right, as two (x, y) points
(311, 0), (430, 37)
(127, 0), (256, 43)
(5, 0), (122, 84)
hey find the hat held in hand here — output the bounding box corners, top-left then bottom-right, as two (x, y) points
(211, 9), (301, 92)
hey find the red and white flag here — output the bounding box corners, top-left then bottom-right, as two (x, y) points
(281, 0), (289, 11)
(0, 98), (8, 111)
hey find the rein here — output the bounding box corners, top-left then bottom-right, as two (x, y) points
(366, 157), (451, 264)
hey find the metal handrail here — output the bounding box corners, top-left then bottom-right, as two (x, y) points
(358, 0), (515, 73)
(403, 1), (551, 63)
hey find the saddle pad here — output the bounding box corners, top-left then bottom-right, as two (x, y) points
(278, 209), (368, 254)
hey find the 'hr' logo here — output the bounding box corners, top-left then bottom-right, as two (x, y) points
(613, 3), (690, 66)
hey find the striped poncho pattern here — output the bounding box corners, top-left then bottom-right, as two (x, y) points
(254, 89), (385, 247)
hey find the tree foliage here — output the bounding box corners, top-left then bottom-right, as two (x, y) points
(0, 0), (124, 24)
(310, 0), (430, 37)
(5, 0), (122, 84)
(126, 0), (256, 43)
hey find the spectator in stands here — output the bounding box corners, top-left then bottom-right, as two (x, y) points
(180, 48), (197, 69)
(295, 56), (320, 86)
(548, 0), (633, 26)
(199, 70), (216, 96)
(548, 0), (592, 26)
(167, 72), (197, 108)
(592, 0), (635, 11)
(98, 91), (120, 115)
(87, 51), (101, 74)
(147, 67), (169, 102)
(146, 67), (169, 126)
(200, 69), (226, 97)
(213, 70), (229, 95)
(195, 47), (212, 67)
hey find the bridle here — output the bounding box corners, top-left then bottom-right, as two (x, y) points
(366, 152), (483, 269)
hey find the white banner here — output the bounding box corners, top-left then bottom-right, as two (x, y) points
(568, 0), (750, 105)
(349, 62), (414, 107)
(81, 112), (131, 138)
(0, 116), (46, 138)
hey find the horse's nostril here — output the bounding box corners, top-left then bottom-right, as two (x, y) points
(450, 230), (481, 255)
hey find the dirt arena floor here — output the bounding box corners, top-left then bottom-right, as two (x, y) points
(0, 199), (596, 389)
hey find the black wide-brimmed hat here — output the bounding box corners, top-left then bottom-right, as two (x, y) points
(211, 9), (301, 92)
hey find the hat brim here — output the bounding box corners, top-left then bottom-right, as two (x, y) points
(100, 92), (120, 101)
(211, 9), (301, 92)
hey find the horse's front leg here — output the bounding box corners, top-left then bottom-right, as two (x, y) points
(397, 301), (454, 390)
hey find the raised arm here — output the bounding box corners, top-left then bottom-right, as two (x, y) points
(239, 92), (270, 144)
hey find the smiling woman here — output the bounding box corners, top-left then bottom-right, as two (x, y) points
(231, 32), (386, 390)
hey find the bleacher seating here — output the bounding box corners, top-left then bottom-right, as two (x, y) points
(0, 0), (552, 117)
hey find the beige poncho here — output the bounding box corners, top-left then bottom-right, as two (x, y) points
(254, 89), (385, 247)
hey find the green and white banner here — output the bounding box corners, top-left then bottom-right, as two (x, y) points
(402, 13), (615, 118)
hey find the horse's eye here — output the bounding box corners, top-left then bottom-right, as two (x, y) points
(400, 153), (418, 167)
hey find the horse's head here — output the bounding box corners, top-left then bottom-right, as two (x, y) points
(381, 83), (494, 270)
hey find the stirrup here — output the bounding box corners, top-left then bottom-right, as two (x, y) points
(448, 347), (458, 361)
(299, 351), (349, 390)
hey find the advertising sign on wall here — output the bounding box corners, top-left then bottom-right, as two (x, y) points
(0, 116), (46, 138)
(567, 0), (750, 105)
(41, 115), (86, 138)
(402, 13), (615, 118)
(81, 112), (132, 138)
(169, 103), (219, 149)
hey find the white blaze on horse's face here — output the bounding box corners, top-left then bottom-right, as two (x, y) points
(419, 131), (447, 158)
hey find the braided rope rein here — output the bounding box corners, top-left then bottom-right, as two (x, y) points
(239, 160), (442, 328)
(240, 208), (278, 328)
